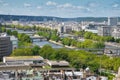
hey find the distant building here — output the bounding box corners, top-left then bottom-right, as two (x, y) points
(108, 17), (118, 26)
(111, 27), (120, 39)
(58, 26), (65, 33)
(65, 26), (73, 33)
(10, 36), (18, 50)
(58, 25), (72, 33)
(72, 26), (81, 32)
(0, 33), (12, 58)
(98, 26), (112, 36)
(85, 29), (98, 33)
(98, 18), (120, 38)
(12, 21), (19, 25)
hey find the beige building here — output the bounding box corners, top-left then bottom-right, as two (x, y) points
(46, 60), (69, 68)
(112, 27), (120, 39)
(98, 26), (112, 36)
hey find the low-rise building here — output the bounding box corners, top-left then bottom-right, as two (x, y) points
(3, 56), (44, 66)
(65, 71), (83, 80)
(100, 76), (108, 80)
(46, 60), (69, 68)
(86, 76), (97, 80)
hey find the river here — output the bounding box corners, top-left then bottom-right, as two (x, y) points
(6, 28), (63, 48)
(33, 41), (63, 48)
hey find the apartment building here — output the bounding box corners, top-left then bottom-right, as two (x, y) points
(98, 26), (112, 36)
(0, 33), (12, 58)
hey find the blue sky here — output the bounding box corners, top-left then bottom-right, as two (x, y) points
(0, 0), (120, 18)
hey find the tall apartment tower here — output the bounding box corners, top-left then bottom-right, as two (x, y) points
(108, 17), (118, 26)
(98, 26), (112, 36)
(0, 33), (12, 58)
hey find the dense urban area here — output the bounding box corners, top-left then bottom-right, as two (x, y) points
(1, 15), (120, 80)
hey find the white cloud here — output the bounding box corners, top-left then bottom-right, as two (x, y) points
(56, 3), (91, 12)
(77, 6), (87, 10)
(77, 6), (91, 12)
(86, 8), (91, 11)
(37, 6), (41, 9)
(24, 3), (31, 7)
(112, 4), (119, 8)
(89, 3), (97, 7)
(57, 3), (75, 8)
(46, 1), (57, 6)
(45, 1), (92, 12)
(3, 3), (8, 6)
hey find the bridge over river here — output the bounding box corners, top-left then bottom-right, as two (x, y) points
(30, 35), (47, 42)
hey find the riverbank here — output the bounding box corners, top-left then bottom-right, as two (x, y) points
(49, 40), (63, 46)
(49, 40), (76, 49)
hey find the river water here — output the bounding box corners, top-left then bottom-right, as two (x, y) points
(6, 28), (63, 48)
(33, 41), (63, 48)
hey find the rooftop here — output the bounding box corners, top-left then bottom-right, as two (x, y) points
(0, 33), (8, 37)
(10, 36), (18, 40)
(47, 60), (69, 66)
(4, 56), (44, 61)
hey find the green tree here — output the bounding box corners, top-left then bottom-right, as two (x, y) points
(91, 42), (105, 49)
(18, 33), (31, 43)
(1, 27), (6, 32)
(39, 45), (54, 59)
(52, 48), (69, 60)
(12, 31), (18, 37)
(6, 29), (12, 35)
(115, 38), (120, 43)
(32, 45), (40, 55)
(62, 37), (72, 46)
(82, 39), (93, 48)
(71, 39), (77, 46)
(11, 48), (33, 56)
(84, 32), (92, 39)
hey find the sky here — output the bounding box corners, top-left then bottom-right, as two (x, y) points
(0, 0), (120, 18)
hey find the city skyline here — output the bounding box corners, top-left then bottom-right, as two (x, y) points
(0, 0), (120, 18)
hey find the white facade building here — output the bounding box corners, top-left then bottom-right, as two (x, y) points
(111, 27), (120, 39)
(10, 36), (18, 50)
(100, 76), (108, 80)
(86, 76), (97, 80)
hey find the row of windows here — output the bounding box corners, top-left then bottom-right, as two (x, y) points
(0, 46), (11, 49)
(0, 42), (11, 45)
